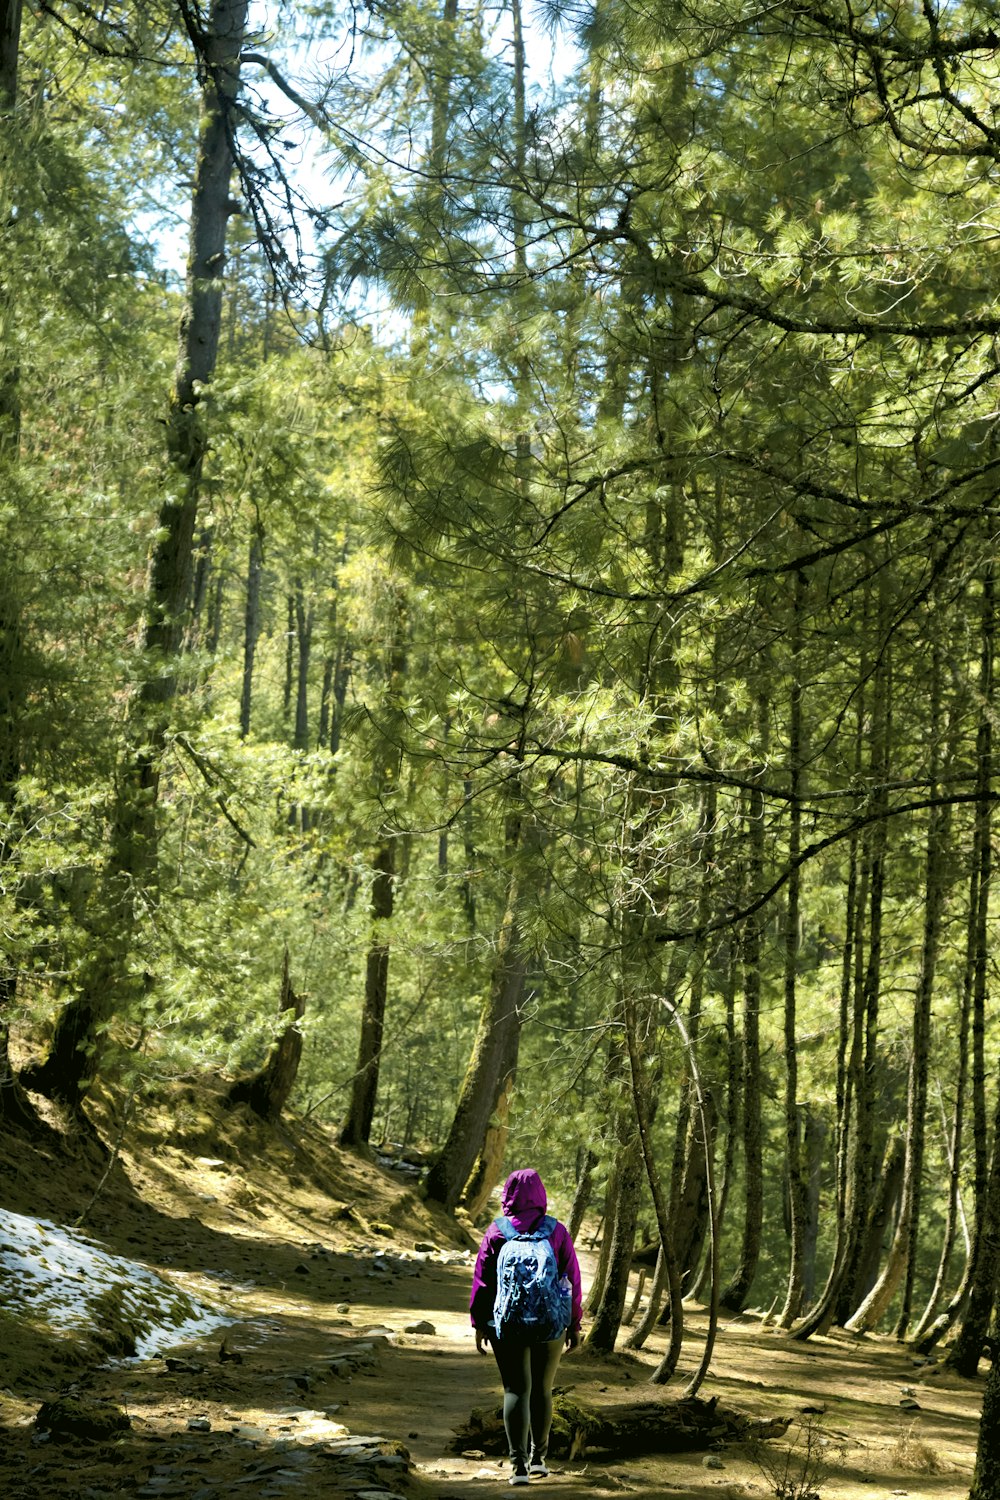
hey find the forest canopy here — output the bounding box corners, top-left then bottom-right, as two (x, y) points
(3, 2), (1000, 1475)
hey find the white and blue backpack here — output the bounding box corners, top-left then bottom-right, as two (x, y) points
(492, 1214), (572, 1343)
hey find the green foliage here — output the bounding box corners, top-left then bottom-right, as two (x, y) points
(6, 0), (1000, 1363)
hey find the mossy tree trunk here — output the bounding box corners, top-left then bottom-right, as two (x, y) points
(461, 1072), (514, 1219)
(0, 0), (44, 1131)
(227, 949), (305, 1123)
(970, 1352), (1000, 1500)
(27, 0), (249, 1106)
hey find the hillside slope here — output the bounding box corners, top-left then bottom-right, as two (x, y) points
(0, 1082), (985, 1500)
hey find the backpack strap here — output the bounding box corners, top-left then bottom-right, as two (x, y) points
(494, 1214), (557, 1242)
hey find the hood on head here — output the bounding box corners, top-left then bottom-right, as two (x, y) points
(501, 1168), (547, 1220)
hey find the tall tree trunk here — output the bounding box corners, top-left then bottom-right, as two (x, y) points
(206, 566), (224, 658)
(692, 919), (741, 1305)
(0, 0), (20, 445)
(339, 839), (395, 1146)
(657, 1000), (722, 1395)
(187, 523), (215, 652)
(339, 619), (406, 1148)
(624, 998), (684, 1384)
(970, 1348), (1000, 1500)
(832, 836), (885, 1326)
(854, 1132), (906, 1304)
(779, 571), (807, 1328)
(293, 578), (312, 751)
(283, 594), (294, 720)
(330, 640), (352, 755)
(227, 949), (305, 1122)
(461, 1072), (514, 1217)
(849, 640), (949, 1334)
(423, 825), (526, 1210)
(0, 0), (20, 415)
(0, 755), (27, 1129)
(970, 567), (994, 1217)
(719, 698), (767, 1313)
(587, 1123), (644, 1353)
(833, 608), (891, 1328)
(800, 1106), (827, 1307)
(568, 1148), (599, 1242)
(670, 785), (715, 1240)
(673, 1086), (717, 1292)
(911, 1068), (971, 1350)
(946, 1055), (1000, 1376)
(319, 657), (333, 747)
(913, 569), (992, 1349)
(795, 678), (866, 1338)
(25, 0), (249, 1105)
(0, 0), (37, 1130)
(239, 522), (264, 738)
(587, 1145), (621, 1313)
(0, 577), (32, 1128)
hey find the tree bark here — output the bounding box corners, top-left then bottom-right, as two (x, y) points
(339, 838), (395, 1147)
(0, 0), (20, 444)
(849, 639), (948, 1334)
(239, 522), (264, 738)
(970, 1349), (1000, 1500)
(0, 0), (20, 131)
(970, 568), (994, 1219)
(794, 677), (866, 1338)
(293, 578), (312, 751)
(833, 612), (891, 1328)
(614, 1004), (686, 1375)
(227, 949), (305, 1122)
(330, 640), (352, 755)
(424, 813), (526, 1210)
(673, 1085), (717, 1293)
(0, 0), (37, 1132)
(854, 1132), (906, 1304)
(719, 704), (766, 1314)
(283, 593), (294, 720)
(913, 570), (992, 1350)
(779, 571), (807, 1328)
(26, 0), (249, 1105)
(568, 1148), (598, 1241)
(946, 1056), (1000, 1376)
(339, 616), (406, 1148)
(670, 785), (715, 1252)
(586, 1127), (644, 1353)
(461, 1071), (514, 1218)
(800, 1105), (826, 1307)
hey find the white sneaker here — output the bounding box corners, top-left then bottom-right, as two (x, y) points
(509, 1464), (531, 1486)
(529, 1459), (550, 1477)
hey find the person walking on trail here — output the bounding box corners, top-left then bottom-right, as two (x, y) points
(470, 1168), (583, 1486)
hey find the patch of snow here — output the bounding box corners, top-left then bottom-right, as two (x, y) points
(0, 1208), (230, 1358)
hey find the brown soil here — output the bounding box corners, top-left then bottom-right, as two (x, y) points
(0, 1082), (985, 1500)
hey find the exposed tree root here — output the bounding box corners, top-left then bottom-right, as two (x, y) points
(452, 1392), (792, 1460)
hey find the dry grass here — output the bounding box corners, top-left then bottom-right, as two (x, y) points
(892, 1418), (950, 1475)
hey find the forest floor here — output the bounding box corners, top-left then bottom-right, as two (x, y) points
(0, 1080), (986, 1500)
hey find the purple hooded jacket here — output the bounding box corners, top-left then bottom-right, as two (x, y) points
(469, 1168), (583, 1336)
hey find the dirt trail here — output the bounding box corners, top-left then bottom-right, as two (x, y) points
(0, 1094), (986, 1500)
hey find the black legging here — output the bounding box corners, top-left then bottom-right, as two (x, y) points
(492, 1336), (564, 1466)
